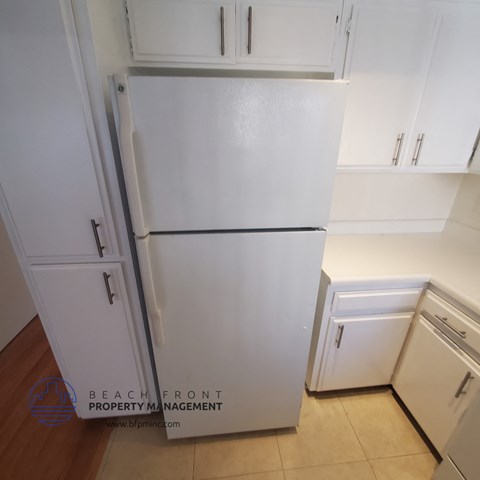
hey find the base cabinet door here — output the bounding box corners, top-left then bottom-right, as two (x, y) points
(31, 263), (145, 418)
(320, 313), (412, 391)
(394, 317), (480, 453)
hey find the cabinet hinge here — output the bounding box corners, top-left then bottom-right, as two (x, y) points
(345, 5), (354, 36)
(124, 0), (134, 57)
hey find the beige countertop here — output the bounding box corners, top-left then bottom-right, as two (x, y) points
(322, 224), (480, 317)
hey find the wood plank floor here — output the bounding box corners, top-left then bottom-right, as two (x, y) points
(0, 316), (111, 480)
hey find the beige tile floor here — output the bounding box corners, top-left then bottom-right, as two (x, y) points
(97, 387), (438, 480)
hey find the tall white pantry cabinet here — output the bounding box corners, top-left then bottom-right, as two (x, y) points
(0, 0), (157, 416)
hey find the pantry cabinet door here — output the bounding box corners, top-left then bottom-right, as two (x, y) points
(320, 313), (412, 391)
(126, 0), (236, 63)
(31, 263), (146, 418)
(407, 3), (480, 169)
(337, 1), (436, 167)
(0, 0), (114, 260)
(236, 0), (342, 69)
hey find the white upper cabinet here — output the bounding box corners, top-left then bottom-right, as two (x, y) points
(338, 1), (436, 167)
(0, 0), (115, 260)
(126, 0), (236, 63)
(407, 2), (480, 169)
(338, 0), (480, 171)
(236, 1), (341, 68)
(125, 0), (344, 71)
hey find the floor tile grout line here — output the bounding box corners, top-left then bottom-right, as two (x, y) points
(274, 429), (286, 480)
(337, 394), (370, 463)
(282, 457), (379, 475)
(368, 451), (436, 461)
(200, 469), (285, 480)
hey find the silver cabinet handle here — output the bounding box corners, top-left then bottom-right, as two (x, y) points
(392, 133), (405, 166)
(455, 371), (474, 398)
(411, 133), (425, 166)
(335, 324), (345, 349)
(90, 219), (105, 258)
(220, 6), (225, 56)
(247, 6), (253, 54)
(103, 272), (115, 305)
(434, 314), (467, 339)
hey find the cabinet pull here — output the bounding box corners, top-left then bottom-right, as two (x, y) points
(335, 324), (345, 349)
(103, 272), (115, 305)
(247, 6), (253, 54)
(455, 371), (474, 398)
(392, 133), (404, 166)
(220, 6), (225, 56)
(434, 314), (467, 339)
(411, 133), (425, 166)
(90, 219), (105, 258)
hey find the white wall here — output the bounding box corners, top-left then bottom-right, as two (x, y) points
(447, 174), (480, 231)
(328, 173), (463, 234)
(0, 215), (36, 351)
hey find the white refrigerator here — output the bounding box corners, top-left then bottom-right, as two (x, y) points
(113, 74), (346, 439)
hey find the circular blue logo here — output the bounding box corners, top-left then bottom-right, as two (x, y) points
(28, 377), (77, 426)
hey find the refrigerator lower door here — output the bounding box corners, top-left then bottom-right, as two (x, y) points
(139, 230), (325, 439)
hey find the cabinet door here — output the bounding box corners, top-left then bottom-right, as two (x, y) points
(236, 0), (342, 69)
(31, 263), (145, 418)
(394, 317), (480, 453)
(408, 3), (480, 169)
(337, 1), (436, 167)
(126, 0), (236, 63)
(320, 313), (412, 391)
(0, 0), (114, 259)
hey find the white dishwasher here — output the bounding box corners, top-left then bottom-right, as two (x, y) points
(433, 394), (480, 479)
(394, 290), (480, 454)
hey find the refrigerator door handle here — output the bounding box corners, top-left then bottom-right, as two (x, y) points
(136, 237), (165, 346)
(114, 74), (149, 237)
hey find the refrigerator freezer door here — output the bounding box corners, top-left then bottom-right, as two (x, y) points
(115, 75), (346, 233)
(141, 230), (325, 438)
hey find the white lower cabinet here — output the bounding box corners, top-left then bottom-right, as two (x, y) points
(306, 279), (424, 392)
(394, 316), (480, 453)
(320, 313), (412, 391)
(31, 263), (146, 419)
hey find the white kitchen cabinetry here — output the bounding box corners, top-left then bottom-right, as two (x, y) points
(125, 0), (343, 71)
(306, 276), (424, 392)
(31, 264), (145, 418)
(0, 0), (116, 260)
(236, 1), (341, 69)
(338, 0), (480, 171)
(0, 0), (152, 417)
(338, 1), (436, 168)
(125, 0), (236, 63)
(321, 313), (412, 391)
(394, 316), (480, 453)
(408, 2), (480, 169)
